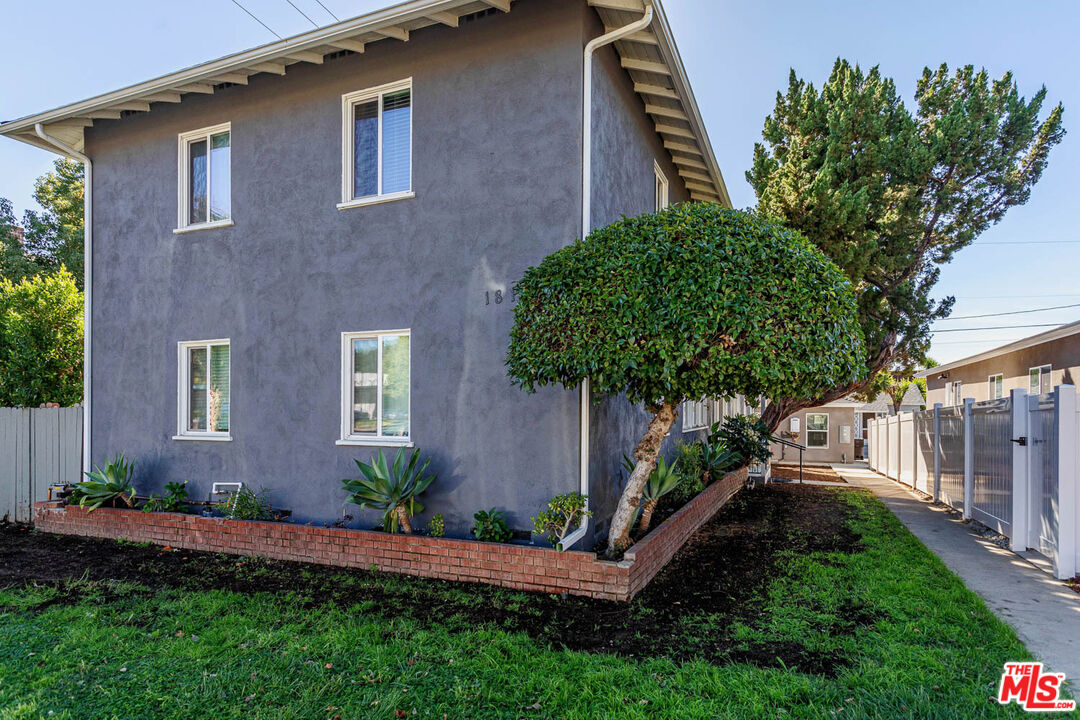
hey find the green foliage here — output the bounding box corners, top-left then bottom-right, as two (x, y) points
(507, 204), (864, 410)
(0, 159), (85, 287)
(0, 267), (83, 406)
(427, 513), (445, 538)
(748, 59), (1065, 402)
(856, 366), (930, 412)
(472, 508), (513, 544)
(531, 492), (592, 551)
(142, 482), (189, 514)
(699, 432), (742, 478)
(70, 455), (135, 511)
(672, 441), (707, 500)
(342, 448), (436, 534)
(215, 486), (273, 521)
(714, 415), (771, 464)
(621, 454), (682, 506)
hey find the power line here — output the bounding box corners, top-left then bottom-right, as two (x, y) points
(937, 302), (1080, 320)
(284, 0), (319, 27)
(933, 338), (1030, 345)
(312, 0), (339, 21)
(953, 293), (1080, 299)
(973, 240), (1080, 245)
(932, 323), (1064, 333)
(229, 0), (282, 38)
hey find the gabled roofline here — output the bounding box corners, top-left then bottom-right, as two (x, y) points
(0, 0), (730, 204)
(917, 320), (1080, 378)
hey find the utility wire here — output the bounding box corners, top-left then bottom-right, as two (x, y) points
(932, 323), (1064, 333)
(974, 240), (1080, 245)
(953, 293), (1080, 299)
(284, 0), (319, 27)
(229, 0), (282, 38)
(312, 0), (339, 21)
(937, 301), (1080, 320)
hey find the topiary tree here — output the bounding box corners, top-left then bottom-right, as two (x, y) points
(507, 204), (864, 555)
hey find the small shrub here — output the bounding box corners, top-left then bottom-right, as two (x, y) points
(532, 492), (592, 551)
(472, 508), (513, 543)
(699, 435), (741, 482)
(713, 414), (771, 464)
(342, 447), (436, 534)
(622, 455), (682, 532)
(216, 486), (273, 521)
(142, 481), (188, 513)
(428, 513), (445, 538)
(70, 455), (136, 511)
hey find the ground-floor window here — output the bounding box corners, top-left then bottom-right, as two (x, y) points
(989, 373), (1004, 400)
(176, 339), (231, 439)
(805, 412), (829, 448)
(340, 330), (411, 445)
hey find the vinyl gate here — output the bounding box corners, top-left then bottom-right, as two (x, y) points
(0, 407), (82, 522)
(867, 386), (1078, 580)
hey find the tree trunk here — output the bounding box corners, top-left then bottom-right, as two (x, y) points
(606, 401), (678, 556)
(638, 499), (658, 532)
(395, 504), (413, 534)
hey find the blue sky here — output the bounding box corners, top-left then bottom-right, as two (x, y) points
(1, 0), (1076, 363)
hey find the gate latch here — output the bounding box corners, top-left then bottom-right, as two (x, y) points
(1010, 436), (1027, 446)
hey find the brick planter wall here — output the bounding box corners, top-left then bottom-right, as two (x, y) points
(33, 467), (747, 601)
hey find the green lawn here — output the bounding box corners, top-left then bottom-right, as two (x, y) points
(0, 487), (1050, 719)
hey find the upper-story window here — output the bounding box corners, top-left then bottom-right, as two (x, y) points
(340, 79), (413, 209)
(654, 161), (669, 211)
(1029, 364), (1052, 395)
(176, 123), (231, 232)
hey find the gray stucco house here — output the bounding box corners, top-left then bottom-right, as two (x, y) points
(0, 0), (730, 548)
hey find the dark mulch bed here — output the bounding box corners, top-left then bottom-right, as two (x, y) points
(0, 484), (865, 674)
(770, 464), (847, 483)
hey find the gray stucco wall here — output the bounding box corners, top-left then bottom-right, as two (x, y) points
(582, 8), (695, 543)
(86, 0), (588, 538)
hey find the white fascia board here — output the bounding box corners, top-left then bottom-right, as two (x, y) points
(916, 320), (1080, 378)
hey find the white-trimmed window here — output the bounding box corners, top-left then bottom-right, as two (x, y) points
(1029, 365), (1052, 395)
(340, 330), (411, 445)
(989, 373), (1004, 400)
(176, 339), (231, 440)
(654, 161), (669, 211)
(176, 123), (231, 232)
(682, 399), (709, 432)
(806, 413), (829, 448)
(945, 380), (964, 406)
(340, 79), (413, 209)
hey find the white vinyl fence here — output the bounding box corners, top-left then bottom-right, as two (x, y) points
(0, 407), (83, 522)
(869, 386), (1079, 580)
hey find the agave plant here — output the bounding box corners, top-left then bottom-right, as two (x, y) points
(70, 454), (136, 511)
(622, 454), (682, 532)
(699, 436), (740, 484)
(342, 448), (436, 534)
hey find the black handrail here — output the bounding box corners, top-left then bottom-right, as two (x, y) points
(769, 435), (807, 484)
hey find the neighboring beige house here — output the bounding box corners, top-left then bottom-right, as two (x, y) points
(918, 321), (1080, 406)
(770, 386), (925, 466)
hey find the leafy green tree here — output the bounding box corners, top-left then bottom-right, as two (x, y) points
(747, 60), (1064, 428)
(0, 267), (84, 406)
(0, 159), (85, 287)
(507, 204), (863, 555)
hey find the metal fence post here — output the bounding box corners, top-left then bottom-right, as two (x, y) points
(1010, 389), (1029, 553)
(963, 398), (974, 520)
(1055, 385), (1076, 580)
(933, 403), (942, 503)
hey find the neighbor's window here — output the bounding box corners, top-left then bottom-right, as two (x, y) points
(177, 123), (231, 231)
(340, 330), (411, 444)
(946, 380), (964, 406)
(989, 373), (1004, 400)
(341, 79), (412, 207)
(1029, 365), (1052, 395)
(654, 161), (669, 211)
(177, 340), (230, 439)
(806, 413), (829, 448)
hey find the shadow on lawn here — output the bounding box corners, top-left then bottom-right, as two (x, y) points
(0, 485), (879, 676)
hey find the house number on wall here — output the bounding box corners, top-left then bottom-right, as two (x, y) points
(484, 288), (517, 306)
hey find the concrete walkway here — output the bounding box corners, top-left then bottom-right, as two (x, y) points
(830, 463), (1080, 685)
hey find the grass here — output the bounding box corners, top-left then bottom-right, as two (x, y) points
(0, 489), (1055, 719)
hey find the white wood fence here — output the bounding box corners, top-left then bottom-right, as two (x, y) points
(869, 386), (1078, 580)
(0, 407), (83, 522)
